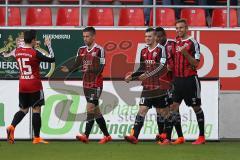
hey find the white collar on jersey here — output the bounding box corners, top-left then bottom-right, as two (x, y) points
(148, 43), (159, 52)
(87, 43), (97, 53)
(22, 45), (32, 48)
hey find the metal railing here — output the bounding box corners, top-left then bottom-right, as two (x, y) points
(0, 0), (238, 27)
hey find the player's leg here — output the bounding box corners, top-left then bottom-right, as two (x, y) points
(171, 78), (185, 144)
(191, 105), (205, 144)
(31, 90), (48, 144)
(170, 102), (185, 144)
(76, 87), (96, 143)
(76, 102), (94, 143)
(32, 106), (48, 144)
(88, 87), (112, 144)
(155, 90), (173, 141)
(7, 92), (29, 144)
(186, 76), (205, 144)
(151, 93), (172, 145)
(156, 111), (165, 140)
(156, 107), (172, 145)
(125, 105), (149, 144)
(94, 106), (112, 144)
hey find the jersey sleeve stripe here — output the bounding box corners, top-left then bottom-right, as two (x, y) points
(191, 38), (201, 60)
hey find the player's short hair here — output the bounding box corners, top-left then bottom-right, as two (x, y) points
(24, 30), (37, 44)
(155, 27), (166, 36)
(175, 19), (188, 27)
(146, 27), (155, 33)
(83, 27), (96, 35)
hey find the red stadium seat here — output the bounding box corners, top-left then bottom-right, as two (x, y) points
(0, 7), (21, 26)
(212, 9), (238, 27)
(88, 8), (114, 26)
(56, 8), (79, 26)
(58, 0), (79, 3)
(119, 0), (142, 2)
(181, 8), (206, 26)
(88, 0), (113, 2)
(28, 0), (52, 3)
(0, 0), (22, 3)
(118, 8), (145, 26)
(26, 7), (52, 26)
(149, 8), (175, 26)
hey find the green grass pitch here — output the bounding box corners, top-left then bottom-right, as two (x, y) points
(0, 141), (239, 160)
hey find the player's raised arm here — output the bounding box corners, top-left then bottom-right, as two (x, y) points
(36, 37), (55, 63)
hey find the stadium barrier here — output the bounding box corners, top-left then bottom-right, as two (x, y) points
(0, 80), (219, 140)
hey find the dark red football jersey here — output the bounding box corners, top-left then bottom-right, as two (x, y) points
(159, 39), (175, 90)
(76, 43), (105, 88)
(15, 47), (55, 93)
(133, 44), (166, 90)
(174, 36), (200, 77)
(15, 47), (42, 93)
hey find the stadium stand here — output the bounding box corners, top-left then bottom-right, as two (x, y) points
(149, 8), (175, 27)
(28, 0), (52, 3)
(0, 0), (239, 27)
(58, 0), (79, 3)
(88, 8), (114, 26)
(118, 8), (145, 26)
(181, 8), (206, 27)
(212, 9), (238, 27)
(0, 0), (22, 3)
(0, 7), (21, 26)
(56, 8), (80, 26)
(88, 0), (113, 2)
(119, 0), (143, 3)
(26, 7), (52, 26)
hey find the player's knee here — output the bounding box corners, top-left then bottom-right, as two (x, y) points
(138, 106), (148, 116)
(94, 107), (102, 117)
(170, 103), (179, 112)
(32, 106), (41, 113)
(20, 108), (29, 114)
(192, 105), (201, 112)
(87, 105), (95, 114)
(157, 108), (169, 119)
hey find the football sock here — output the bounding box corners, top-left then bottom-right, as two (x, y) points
(164, 115), (173, 140)
(96, 115), (110, 137)
(32, 113), (41, 138)
(85, 113), (95, 138)
(11, 110), (26, 127)
(172, 111), (183, 137)
(194, 108), (205, 136)
(157, 113), (165, 134)
(133, 114), (145, 139)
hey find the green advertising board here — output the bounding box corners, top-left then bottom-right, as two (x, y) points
(0, 29), (84, 79)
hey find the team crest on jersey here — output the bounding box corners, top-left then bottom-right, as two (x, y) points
(167, 46), (172, 51)
(153, 52), (158, 58)
(176, 46), (181, 52)
(91, 52), (97, 56)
